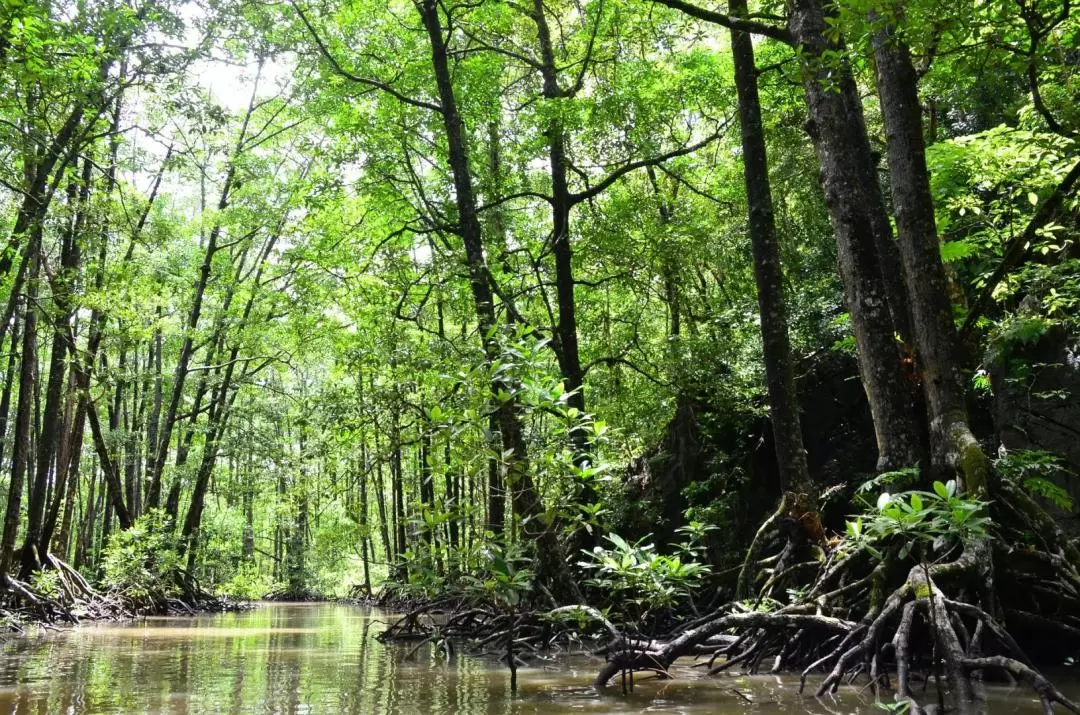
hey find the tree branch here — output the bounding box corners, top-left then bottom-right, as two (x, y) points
(569, 127), (727, 205)
(566, 0), (606, 96)
(291, 0), (444, 114)
(650, 0), (793, 44)
(960, 158), (1080, 338)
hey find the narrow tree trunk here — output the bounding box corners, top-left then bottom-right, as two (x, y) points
(144, 315), (162, 503)
(419, 429), (434, 541)
(86, 398), (132, 529)
(444, 437), (458, 552)
(417, 0), (573, 597)
(75, 457), (97, 569)
(49, 369), (81, 557)
(98, 496), (112, 566)
(374, 448), (391, 564)
(22, 262), (62, 574)
(0, 315), (22, 472)
(146, 71), (262, 507)
(358, 455), (372, 594)
(486, 413), (505, 534)
(1, 274), (37, 577)
(23, 162), (87, 574)
(730, 0), (814, 499)
(391, 409), (407, 579)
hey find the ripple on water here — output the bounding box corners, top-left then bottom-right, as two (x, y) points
(0, 604), (1074, 714)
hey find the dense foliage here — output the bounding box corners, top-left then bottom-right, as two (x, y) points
(0, 0), (1077, 706)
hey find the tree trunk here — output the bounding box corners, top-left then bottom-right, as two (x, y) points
(75, 453), (97, 569)
(22, 163), (86, 574)
(144, 316), (163, 503)
(146, 70), (263, 507)
(730, 0), (814, 499)
(487, 413), (505, 535)
(358, 455), (371, 594)
(528, 0), (590, 464)
(0, 315), (22, 472)
(417, 0), (574, 597)
(49, 368), (81, 557)
(444, 437), (458, 552)
(1, 267), (37, 577)
(419, 427), (438, 565)
(873, 12), (988, 493)
(786, 0), (922, 470)
(86, 397), (133, 530)
(391, 408), (407, 579)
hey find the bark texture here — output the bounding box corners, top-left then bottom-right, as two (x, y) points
(873, 15), (988, 493)
(786, 0), (922, 470)
(730, 0), (812, 498)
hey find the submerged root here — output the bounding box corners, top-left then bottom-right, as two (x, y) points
(377, 598), (626, 660)
(595, 530), (1080, 713)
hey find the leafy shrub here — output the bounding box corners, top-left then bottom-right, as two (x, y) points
(101, 509), (183, 603)
(217, 562), (274, 600)
(579, 527), (712, 622)
(30, 569), (62, 600)
(844, 480), (992, 563)
(996, 448), (1074, 511)
(461, 542), (533, 609)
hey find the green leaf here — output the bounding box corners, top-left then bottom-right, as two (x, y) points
(940, 239), (977, 263)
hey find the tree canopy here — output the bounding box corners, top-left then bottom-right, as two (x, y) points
(0, 0), (1078, 707)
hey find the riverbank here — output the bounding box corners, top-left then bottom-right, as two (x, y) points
(0, 562), (250, 639)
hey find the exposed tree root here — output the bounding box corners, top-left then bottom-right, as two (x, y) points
(594, 490), (1080, 712)
(263, 586), (329, 602)
(376, 596), (628, 660)
(0, 553), (244, 635)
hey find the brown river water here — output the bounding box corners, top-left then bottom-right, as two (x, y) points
(0, 602), (1075, 713)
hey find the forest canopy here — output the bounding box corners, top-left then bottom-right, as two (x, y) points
(0, 0), (1078, 708)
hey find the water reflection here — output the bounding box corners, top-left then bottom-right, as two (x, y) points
(0, 603), (1073, 714)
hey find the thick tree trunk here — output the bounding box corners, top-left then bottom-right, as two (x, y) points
(528, 0), (590, 464)
(786, 0), (922, 470)
(873, 13), (988, 493)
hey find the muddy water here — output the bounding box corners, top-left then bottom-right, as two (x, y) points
(0, 603), (1074, 713)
